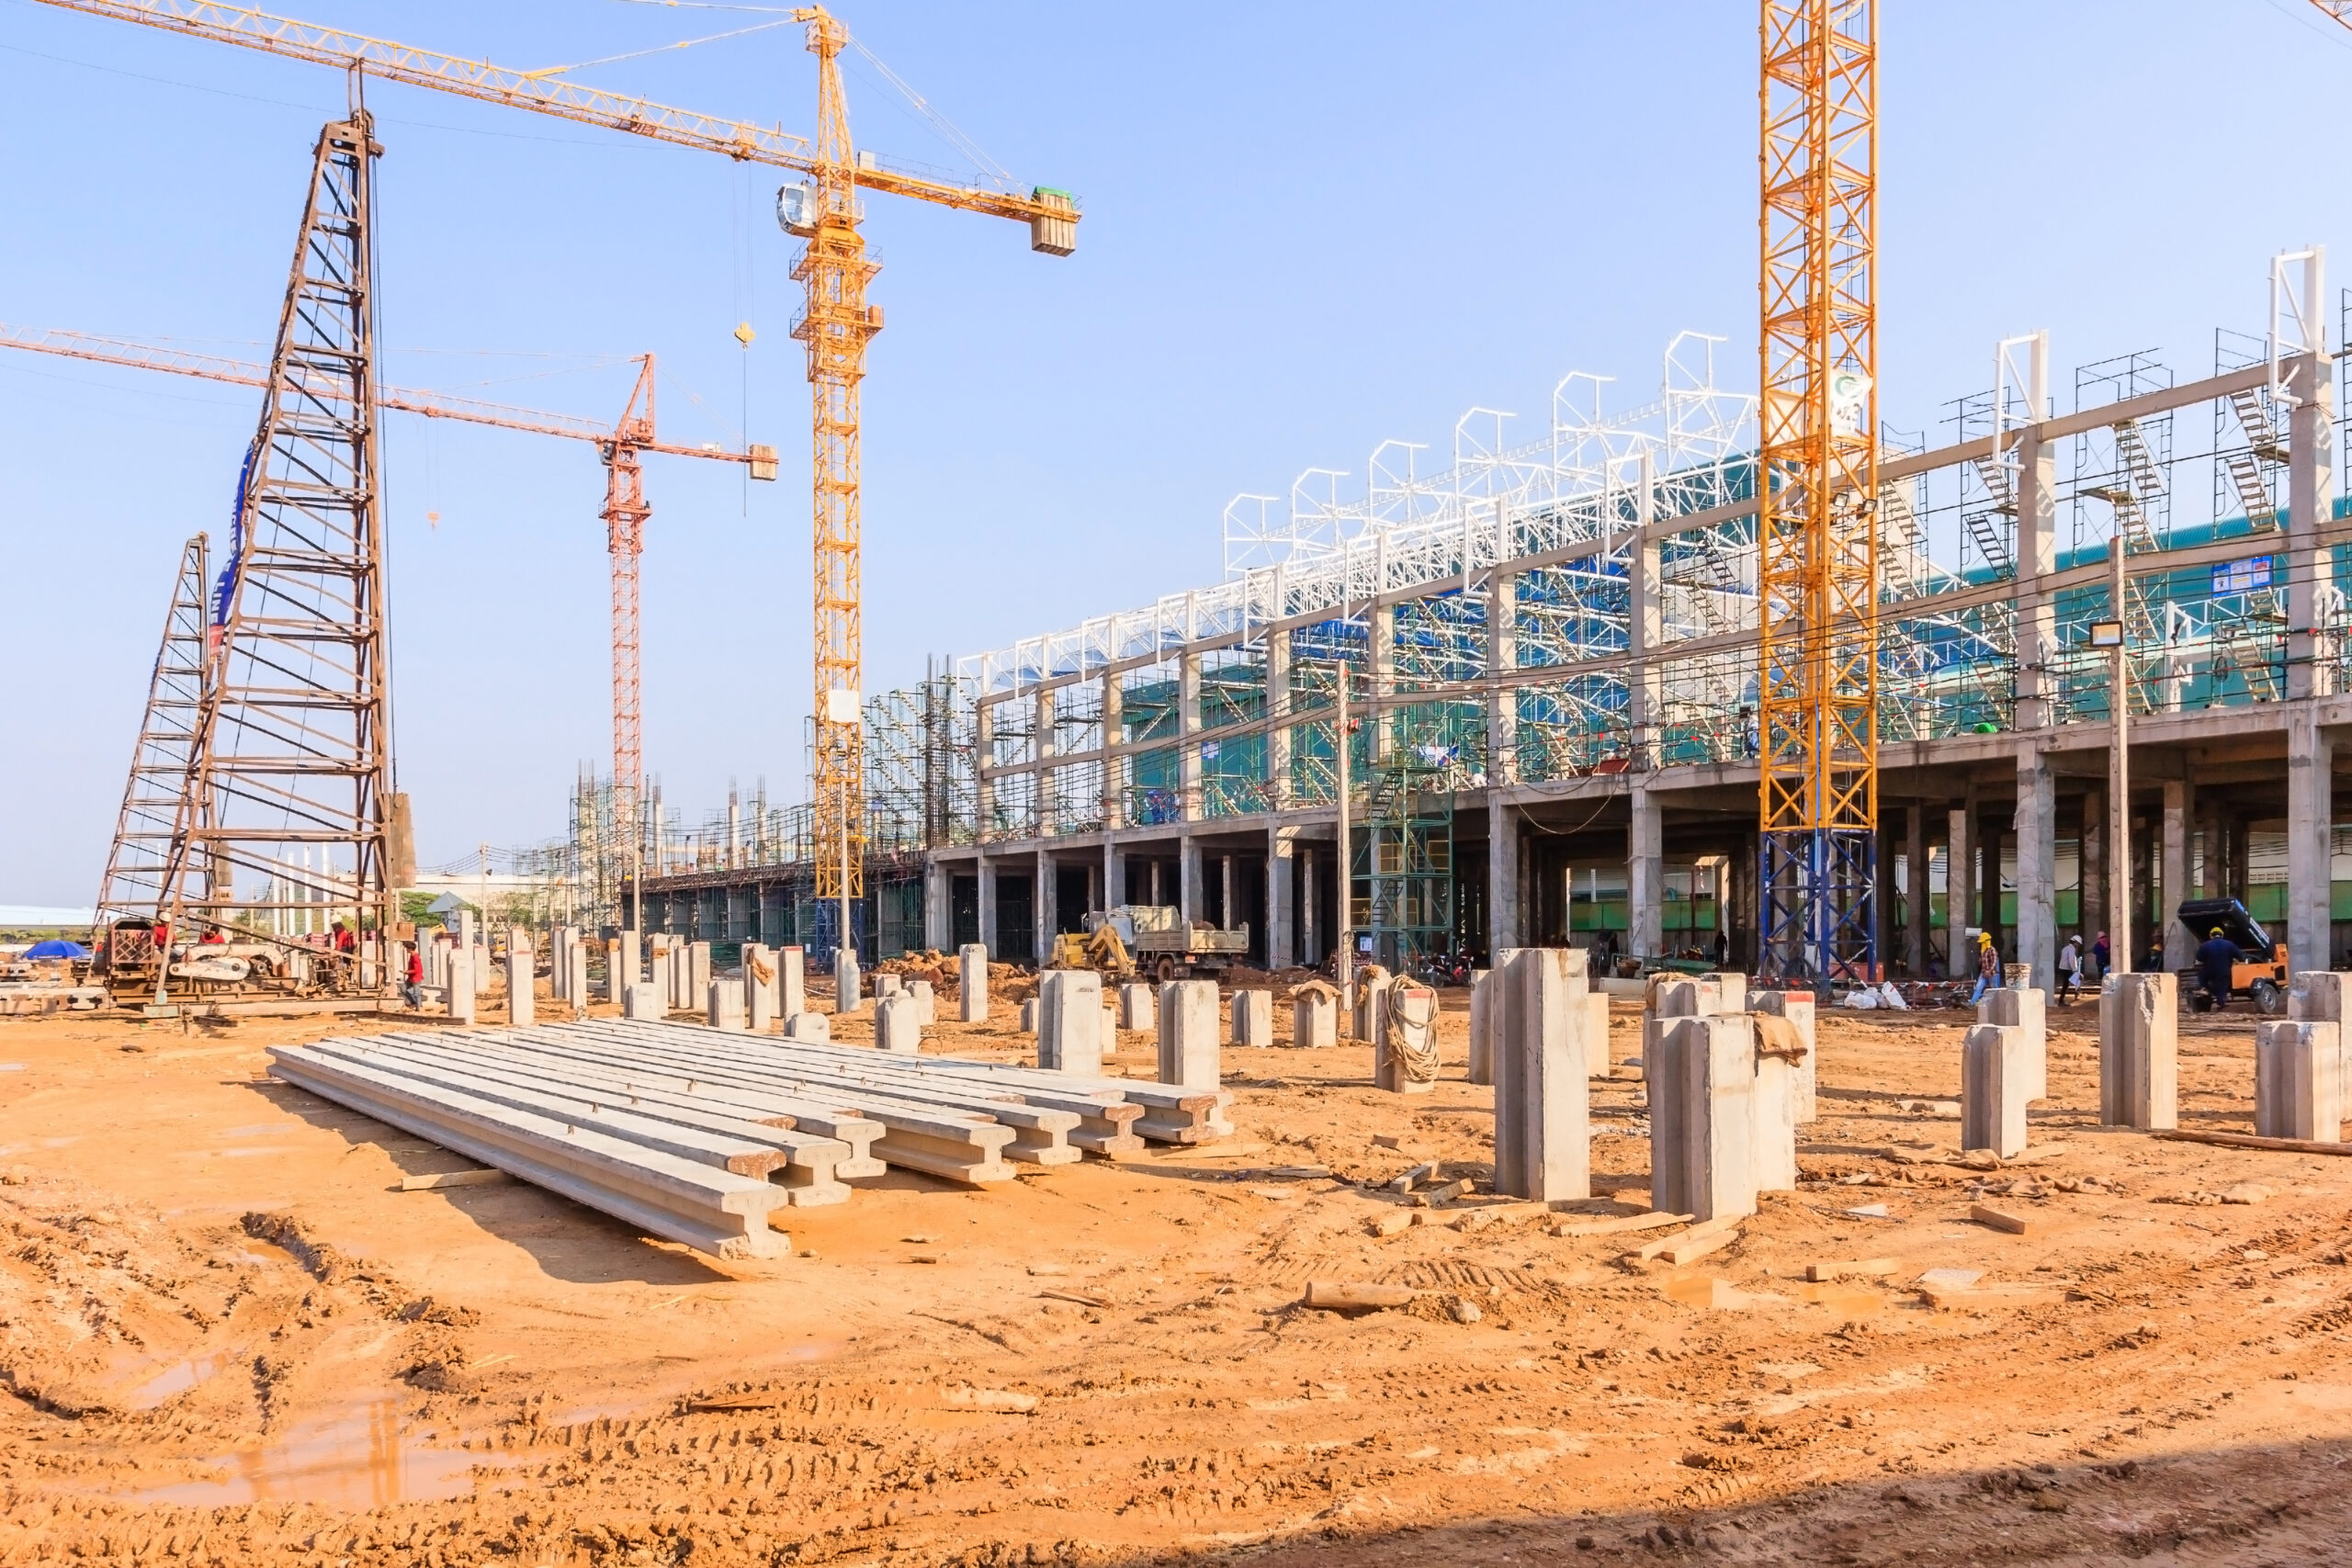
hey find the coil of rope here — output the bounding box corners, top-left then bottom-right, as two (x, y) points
(1384, 981), (1442, 1085)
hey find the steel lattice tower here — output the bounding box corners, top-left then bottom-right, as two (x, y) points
(95, 533), (213, 928)
(1758, 0), (1879, 989)
(157, 113), (395, 946)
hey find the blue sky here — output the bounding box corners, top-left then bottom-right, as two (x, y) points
(3, 0), (2348, 902)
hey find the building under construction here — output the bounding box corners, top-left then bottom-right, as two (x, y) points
(612, 265), (2352, 989)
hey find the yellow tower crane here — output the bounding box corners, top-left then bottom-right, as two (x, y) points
(35, 0), (1080, 946)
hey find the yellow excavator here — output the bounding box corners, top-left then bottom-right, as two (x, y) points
(1050, 919), (1135, 979)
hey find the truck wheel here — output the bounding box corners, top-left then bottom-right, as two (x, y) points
(2252, 978), (2283, 1016)
(1157, 956), (1179, 985)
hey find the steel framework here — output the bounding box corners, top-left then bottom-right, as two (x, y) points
(1757, 0), (1879, 987)
(158, 114), (395, 947)
(94, 534), (212, 928)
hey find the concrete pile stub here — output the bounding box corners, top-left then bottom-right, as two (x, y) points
(1492, 948), (1592, 1202)
(1981, 986), (2049, 1102)
(506, 931), (535, 1029)
(1018, 998), (1039, 1033)
(783, 1011), (832, 1043)
(623, 982), (663, 1021)
(1962, 1024), (2032, 1158)
(1466, 967), (1495, 1085)
(876, 973), (903, 999)
(707, 978), (746, 1033)
(619, 929), (641, 993)
(2256, 1017), (2342, 1142)
(1158, 979), (1221, 1090)
(957, 943), (989, 1023)
(1116, 981), (1156, 1032)
(1750, 990), (1817, 1122)
(568, 943), (590, 1016)
(779, 946), (807, 1020)
(1373, 978), (1439, 1094)
(2291, 971), (2346, 1023)
(876, 994), (922, 1055)
(1648, 1012), (1759, 1223)
(2099, 972), (2178, 1130)
(1038, 969), (1103, 1075)
(447, 947), (477, 1025)
(743, 943), (777, 1032)
(1703, 972), (1748, 1015)
(909, 977), (936, 1025)
(1231, 989), (1274, 1048)
(549, 927), (571, 1003)
(688, 942), (711, 1004)
(837, 949), (863, 1012)
(1291, 983), (1337, 1049)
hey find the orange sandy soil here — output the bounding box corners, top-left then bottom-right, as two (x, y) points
(5, 985), (2352, 1566)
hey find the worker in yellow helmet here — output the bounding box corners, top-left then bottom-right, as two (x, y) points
(1968, 927), (2001, 1006)
(2195, 925), (2239, 1010)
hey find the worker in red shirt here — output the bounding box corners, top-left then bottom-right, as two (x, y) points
(403, 946), (424, 1010)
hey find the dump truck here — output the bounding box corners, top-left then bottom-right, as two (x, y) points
(1067, 905), (1249, 984)
(2173, 897), (2288, 1014)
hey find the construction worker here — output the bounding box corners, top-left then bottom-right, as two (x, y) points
(403, 945), (424, 1010)
(2196, 925), (2240, 1010)
(1969, 930), (2001, 1005)
(2056, 933), (2083, 1006)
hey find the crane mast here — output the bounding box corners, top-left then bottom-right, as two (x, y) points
(1758, 0), (1879, 990)
(792, 8), (878, 940)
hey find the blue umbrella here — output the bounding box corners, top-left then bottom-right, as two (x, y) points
(23, 940), (89, 960)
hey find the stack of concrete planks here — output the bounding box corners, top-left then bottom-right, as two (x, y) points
(266, 1018), (1233, 1261)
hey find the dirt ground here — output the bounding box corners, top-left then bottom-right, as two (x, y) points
(6, 983), (2352, 1567)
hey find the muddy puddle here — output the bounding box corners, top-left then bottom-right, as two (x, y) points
(125, 1397), (487, 1508)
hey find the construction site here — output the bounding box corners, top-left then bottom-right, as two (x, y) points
(20, 2), (2352, 1565)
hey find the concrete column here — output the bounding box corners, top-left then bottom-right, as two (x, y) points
(708, 977), (746, 1032)
(1157, 979), (1220, 1089)
(835, 949), (861, 1011)
(1487, 570), (1519, 786)
(1905, 803), (1928, 976)
(1268, 827), (1295, 969)
(1038, 968), (1102, 1074)
(2256, 1017), (2341, 1142)
(1962, 1024), (2031, 1157)
(1752, 988), (1817, 1122)
(1035, 850), (1057, 965)
(447, 945), (475, 1025)
(1947, 804), (1973, 948)
(2012, 334), (2059, 730)
(975, 699), (997, 837)
(1980, 809), (2004, 964)
(1629, 788), (1662, 963)
(1231, 989), (1273, 1047)
(2099, 971), (2178, 1129)
(2200, 797), (2227, 897)
(2080, 788), (2106, 966)
(1117, 980), (1156, 1032)
(568, 942), (589, 1015)
(1179, 650), (1203, 819)
(1982, 985), (2050, 1101)
(1466, 966), (1494, 1085)
(977, 855), (998, 956)
(688, 941), (710, 1002)
(1035, 687), (1057, 839)
(923, 860), (950, 953)
(1179, 834), (1203, 928)
(744, 943), (776, 1032)
(623, 982), (662, 1021)
(958, 942), (989, 1024)
(1300, 845), (1317, 965)
(1101, 672), (1125, 831)
(1370, 601), (1396, 766)
(2015, 748), (2055, 995)
(2289, 709), (2335, 973)
(506, 931), (535, 1028)
(1266, 624), (1293, 810)
(1103, 844), (1125, 909)
(1649, 1013), (1758, 1223)
(1493, 948), (1592, 1202)
(1488, 799), (1521, 956)
(1874, 816), (1898, 977)
(778, 946), (806, 1019)
(1372, 976), (1437, 1094)
(875, 993), (922, 1054)
(1292, 987), (1336, 1047)
(2163, 780), (2195, 970)
(1628, 490), (1662, 769)
(2289, 247), (2337, 702)
(619, 928), (641, 992)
